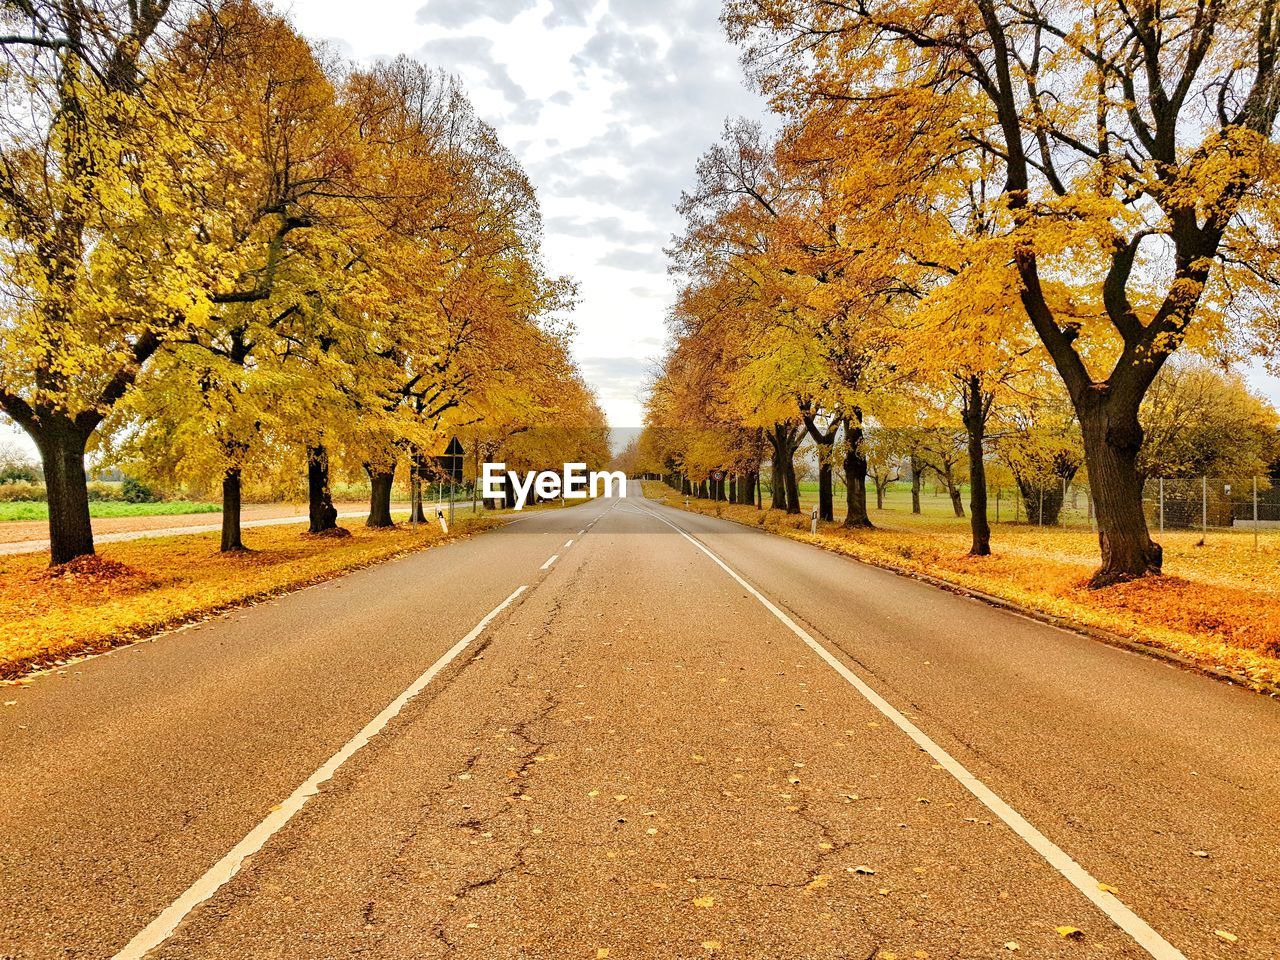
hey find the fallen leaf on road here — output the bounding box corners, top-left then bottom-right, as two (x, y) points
(1214, 930), (1238, 944)
(806, 874), (830, 889)
(1098, 883), (1118, 894)
(701, 942), (722, 951)
(1055, 926), (1084, 940)
(646, 827), (658, 835)
(693, 895), (716, 908)
(849, 865), (876, 875)
(597, 949), (610, 958)
(1191, 849), (1209, 858)
(1003, 942), (1019, 951)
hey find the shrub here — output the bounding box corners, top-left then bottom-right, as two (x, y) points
(86, 481), (125, 502)
(0, 464), (40, 484)
(122, 477), (160, 503)
(0, 481), (46, 502)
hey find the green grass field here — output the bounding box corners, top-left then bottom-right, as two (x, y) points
(0, 501), (221, 522)
(787, 478), (1097, 526)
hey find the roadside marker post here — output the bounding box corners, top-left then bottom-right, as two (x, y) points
(1254, 476), (1259, 553)
(811, 508), (818, 535)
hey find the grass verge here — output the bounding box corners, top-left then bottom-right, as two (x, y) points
(0, 500), (221, 522)
(0, 513), (506, 679)
(644, 482), (1280, 694)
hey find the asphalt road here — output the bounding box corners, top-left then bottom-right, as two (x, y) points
(1, 483), (1277, 959)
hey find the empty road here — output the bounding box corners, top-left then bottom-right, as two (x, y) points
(2, 484), (1277, 959)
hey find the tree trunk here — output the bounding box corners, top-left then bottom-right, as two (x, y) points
(815, 461), (834, 521)
(740, 469), (757, 506)
(841, 415), (873, 528)
(874, 479), (887, 510)
(1015, 477), (1066, 525)
(1078, 397), (1162, 585)
(945, 468), (965, 518)
(801, 413), (837, 522)
(910, 459), (923, 514)
(768, 433), (787, 510)
(408, 456), (429, 524)
(782, 461), (801, 515)
(307, 446), (339, 534)
(221, 468), (245, 552)
(32, 417), (96, 565)
(409, 475), (428, 523)
(367, 465), (395, 528)
(962, 377), (991, 557)
(769, 422), (802, 514)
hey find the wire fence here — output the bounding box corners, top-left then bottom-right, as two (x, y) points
(771, 469), (1280, 548)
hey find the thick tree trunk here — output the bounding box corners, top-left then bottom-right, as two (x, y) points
(1015, 477), (1066, 525)
(768, 432), (787, 510)
(221, 468), (245, 552)
(768, 422), (802, 514)
(32, 418), (96, 566)
(841, 416), (872, 528)
(1078, 397), (1162, 585)
(962, 377), (991, 557)
(307, 446), (339, 534)
(816, 461), (834, 521)
(910, 458), (923, 514)
(366, 465), (395, 528)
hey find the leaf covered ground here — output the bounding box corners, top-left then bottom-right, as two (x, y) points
(644, 482), (1280, 692)
(0, 515), (505, 678)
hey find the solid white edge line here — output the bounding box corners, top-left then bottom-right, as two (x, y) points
(112, 584), (530, 960)
(639, 504), (1186, 960)
(540, 554), (559, 570)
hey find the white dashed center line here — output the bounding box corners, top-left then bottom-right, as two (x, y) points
(540, 555), (559, 570)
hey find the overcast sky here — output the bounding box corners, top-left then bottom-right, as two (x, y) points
(2, 0), (1277, 455)
(287, 0), (768, 430)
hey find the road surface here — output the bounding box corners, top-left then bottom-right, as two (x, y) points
(1, 483), (1276, 958)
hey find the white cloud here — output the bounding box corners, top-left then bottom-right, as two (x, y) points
(416, 0), (536, 28)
